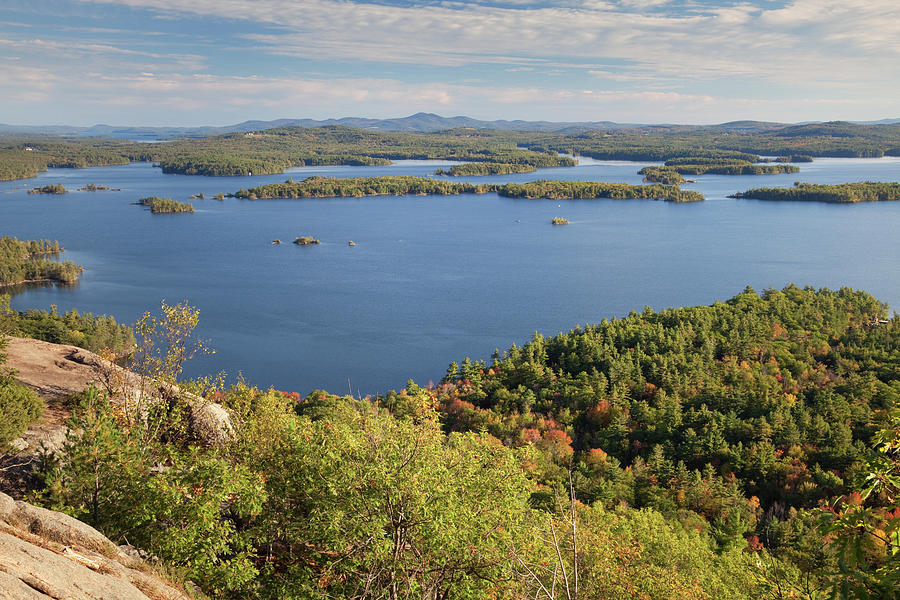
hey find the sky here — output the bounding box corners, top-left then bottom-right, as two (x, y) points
(1, 0), (899, 126)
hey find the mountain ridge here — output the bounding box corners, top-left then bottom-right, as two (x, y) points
(2, 113), (899, 140)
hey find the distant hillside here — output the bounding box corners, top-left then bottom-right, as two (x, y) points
(0, 112), (685, 139)
(4, 114), (900, 140)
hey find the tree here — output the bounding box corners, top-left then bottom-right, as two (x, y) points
(0, 294), (42, 451)
(245, 398), (537, 599)
(817, 410), (900, 599)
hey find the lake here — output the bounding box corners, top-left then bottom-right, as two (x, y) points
(3, 157), (900, 394)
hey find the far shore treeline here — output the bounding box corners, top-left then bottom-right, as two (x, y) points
(2, 120), (900, 181)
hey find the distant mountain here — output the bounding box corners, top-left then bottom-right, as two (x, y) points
(0, 113), (643, 139)
(853, 118), (900, 125)
(2, 113), (898, 140)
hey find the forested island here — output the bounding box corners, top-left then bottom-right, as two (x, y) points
(638, 166), (688, 184)
(138, 196), (195, 214)
(638, 160), (798, 183)
(27, 183), (68, 194)
(731, 181), (900, 203)
(1, 120), (899, 182)
(499, 180), (705, 202)
(2, 285), (897, 599)
(435, 162), (537, 176)
(233, 175), (705, 203)
(434, 155), (576, 176)
(79, 183), (110, 191)
(0, 236), (82, 287)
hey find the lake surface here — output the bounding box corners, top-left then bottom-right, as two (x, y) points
(3, 157), (900, 394)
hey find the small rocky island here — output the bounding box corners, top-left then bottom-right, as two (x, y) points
(294, 236), (320, 245)
(27, 184), (68, 195)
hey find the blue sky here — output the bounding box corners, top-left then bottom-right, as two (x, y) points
(1, 0), (898, 125)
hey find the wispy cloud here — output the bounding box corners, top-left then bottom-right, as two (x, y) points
(1, 0), (898, 123)
(72, 0), (900, 81)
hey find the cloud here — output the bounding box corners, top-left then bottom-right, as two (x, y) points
(3, 0), (899, 123)
(3, 66), (890, 125)
(71, 0), (900, 83)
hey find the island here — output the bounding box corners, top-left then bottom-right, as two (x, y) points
(435, 162), (537, 176)
(730, 181), (900, 203)
(137, 197), (195, 214)
(639, 159), (799, 182)
(638, 166), (687, 185)
(0, 236), (83, 287)
(27, 184), (68, 195)
(293, 236), (320, 245)
(434, 155), (575, 177)
(233, 176), (705, 203)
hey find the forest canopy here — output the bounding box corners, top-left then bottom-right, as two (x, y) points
(731, 181), (900, 203)
(233, 175), (706, 203)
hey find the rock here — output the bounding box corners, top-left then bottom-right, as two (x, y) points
(2, 337), (235, 466)
(0, 491), (194, 600)
(1, 493), (115, 555)
(190, 401), (234, 448)
(293, 236), (320, 245)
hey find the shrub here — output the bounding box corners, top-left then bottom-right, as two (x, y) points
(0, 378), (42, 448)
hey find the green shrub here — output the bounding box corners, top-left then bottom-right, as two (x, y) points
(0, 378), (42, 448)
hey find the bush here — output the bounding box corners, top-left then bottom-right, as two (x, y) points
(0, 378), (42, 448)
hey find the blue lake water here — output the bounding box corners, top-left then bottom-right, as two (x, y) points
(2, 157), (899, 394)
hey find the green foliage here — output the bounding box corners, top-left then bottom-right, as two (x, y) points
(0, 377), (42, 449)
(732, 181), (900, 203)
(816, 411), (900, 599)
(122, 300), (212, 430)
(27, 183), (68, 194)
(639, 166), (687, 185)
(0, 139), (130, 181)
(575, 505), (757, 599)
(234, 175), (706, 203)
(241, 398), (537, 599)
(26, 287), (900, 598)
(40, 386), (264, 595)
(663, 163), (799, 176)
(234, 175), (488, 199)
(0, 148), (50, 181)
(774, 155), (814, 163)
(642, 158), (800, 177)
(1, 121), (899, 183)
(435, 154), (575, 176)
(138, 196), (194, 214)
(436, 161), (538, 176)
(433, 286), (897, 551)
(526, 121), (900, 160)
(498, 180), (705, 203)
(0, 236), (82, 286)
(4, 303), (134, 354)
